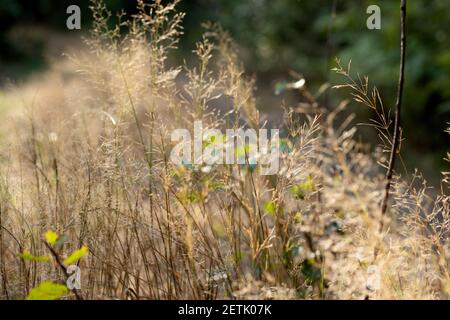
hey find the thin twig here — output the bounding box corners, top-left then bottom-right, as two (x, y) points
(380, 0), (407, 231)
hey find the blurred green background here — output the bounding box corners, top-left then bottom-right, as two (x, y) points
(0, 0), (449, 183)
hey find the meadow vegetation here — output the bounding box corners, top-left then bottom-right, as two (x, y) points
(0, 0), (448, 299)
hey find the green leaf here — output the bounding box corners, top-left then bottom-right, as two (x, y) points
(302, 176), (314, 192)
(18, 250), (50, 262)
(63, 245), (89, 265)
(186, 190), (201, 203)
(203, 133), (225, 148)
(294, 211), (303, 223)
(234, 145), (251, 158)
(290, 176), (315, 200)
(209, 180), (225, 191)
(45, 230), (59, 245)
(279, 138), (292, 154)
(264, 201), (277, 216)
(27, 281), (68, 300)
(212, 222), (226, 237)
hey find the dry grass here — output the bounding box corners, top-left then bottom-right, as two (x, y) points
(0, 0), (448, 300)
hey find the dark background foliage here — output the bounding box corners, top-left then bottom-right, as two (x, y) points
(0, 0), (448, 183)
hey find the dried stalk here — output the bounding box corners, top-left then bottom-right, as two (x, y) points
(380, 0), (407, 231)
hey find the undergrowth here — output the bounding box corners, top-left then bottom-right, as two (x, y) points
(0, 0), (448, 300)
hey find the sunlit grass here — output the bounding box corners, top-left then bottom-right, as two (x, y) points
(0, 0), (448, 300)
